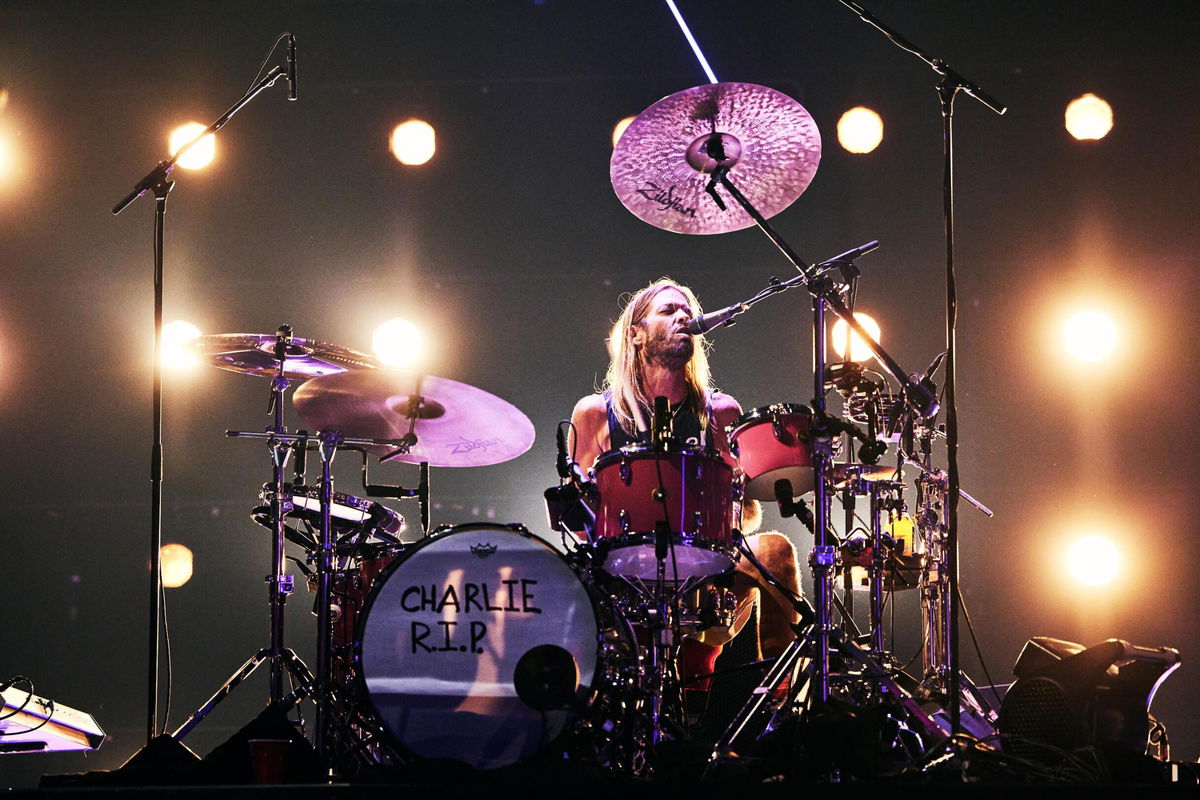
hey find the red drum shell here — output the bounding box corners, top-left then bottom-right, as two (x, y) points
(593, 446), (736, 581)
(729, 404), (814, 501)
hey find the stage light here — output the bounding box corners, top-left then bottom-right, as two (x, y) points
(1065, 93), (1113, 141)
(160, 543), (194, 588)
(390, 119), (436, 166)
(161, 320), (202, 371)
(830, 312), (881, 362)
(1062, 309), (1117, 362)
(372, 317), (423, 367)
(1067, 535), (1120, 586)
(0, 136), (11, 178)
(612, 115), (635, 148)
(836, 107), (884, 154)
(168, 123), (216, 170)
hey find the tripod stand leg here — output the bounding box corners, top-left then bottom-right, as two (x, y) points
(172, 649), (270, 741)
(707, 629), (809, 765)
(172, 648), (315, 742)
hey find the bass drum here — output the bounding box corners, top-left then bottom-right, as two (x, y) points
(357, 523), (635, 770)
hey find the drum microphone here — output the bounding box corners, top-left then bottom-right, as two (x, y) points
(652, 395), (673, 447)
(555, 425), (571, 479)
(684, 302), (747, 335)
(285, 34), (298, 100)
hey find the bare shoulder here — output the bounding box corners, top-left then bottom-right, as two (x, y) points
(573, 392), (606, 413)
(569, 393), (610, 470)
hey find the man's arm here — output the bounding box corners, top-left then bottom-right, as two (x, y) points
(568, 393), (610, 474)
(710, 392), (763, 533)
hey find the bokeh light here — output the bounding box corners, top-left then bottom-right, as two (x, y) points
(373, 317), (423, 367)
(830, 312), (881, 362)
(0, 136), (11, 180)
(612, 115), (635, 148)
(1065, 93), (1114, 141)
(390, 119), (436, 166)
(169, 122), (216, 170)
(837, 106), (884, 154)
(1067, 535), (1121, 586)
(1062, 309), (1117, 363)
(161, 320), (202, 370)
(160, 543), (194, 588)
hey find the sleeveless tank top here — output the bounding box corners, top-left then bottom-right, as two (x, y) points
(604, 391), (714, 452)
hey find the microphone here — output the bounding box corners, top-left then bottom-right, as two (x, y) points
(820, 240), (880, 266)
(286, 34), (298, 101)
(684, 302), (747, 335)
(555, 425), (570, 479)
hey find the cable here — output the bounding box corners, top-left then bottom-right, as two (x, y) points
(955, 582), (999, 697)
(245, 34), (290, 95)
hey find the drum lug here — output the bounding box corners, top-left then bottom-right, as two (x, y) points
(619, 458), (632, 484)
(692, 510), (703, 533)
(619, 509), (630, 533)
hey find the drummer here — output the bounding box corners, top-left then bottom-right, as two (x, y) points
(569, 277), (802, 664)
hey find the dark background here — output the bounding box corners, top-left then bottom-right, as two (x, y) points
(1, 0), (1196, 786)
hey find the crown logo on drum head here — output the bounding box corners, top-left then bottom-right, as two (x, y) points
(470, 542), (498, 558)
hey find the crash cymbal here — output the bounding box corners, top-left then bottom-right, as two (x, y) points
(610, 82), (821, 235)
(196, 333), (378, 380)
(291, 369), (535, 468)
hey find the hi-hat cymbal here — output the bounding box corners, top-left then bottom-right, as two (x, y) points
(195, 333), (378, 380)
(292, 370), (535, 468)
(610, 82), (821, 235)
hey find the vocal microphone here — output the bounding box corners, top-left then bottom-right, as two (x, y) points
(821, 240), (880, 266)
(286, 34), (298, 101)
(684, 302), (747, 335)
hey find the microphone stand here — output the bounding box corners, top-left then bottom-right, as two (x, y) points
(111, 62), (289, 744)
(700, 164), (937, 716)
(831, 0), (1006, 738)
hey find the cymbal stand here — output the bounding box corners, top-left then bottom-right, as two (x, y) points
(173, 327), (317, 742)
(706, 535), (944, 771)
(209, 427), (412, 771)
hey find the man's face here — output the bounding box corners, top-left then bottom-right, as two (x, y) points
(634, 287), (695, 370)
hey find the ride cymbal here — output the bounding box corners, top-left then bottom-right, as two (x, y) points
(611, 82), (821, 235)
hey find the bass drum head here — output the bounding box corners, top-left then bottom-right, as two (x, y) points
(357, 523), (601, 770)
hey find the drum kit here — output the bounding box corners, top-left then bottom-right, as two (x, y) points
(163, 81), (999, 781)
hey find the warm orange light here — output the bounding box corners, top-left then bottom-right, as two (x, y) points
(1067, 535), (1120, 586)
(160, 543), (194, 588)
(830, 312), (881, 362)
(169, 123), (216, 170)
(372, 317), (423, 367)
(837, 107), (884, 154)
(161, 320), (202, 371)
(1062, 309), (1117, 363)
(612, 116), (636, 148)
(1065, 93), (1113, 141)
(390, 119), (436, 166)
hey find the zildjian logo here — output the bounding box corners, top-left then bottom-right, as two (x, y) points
(448, 436), (501, 454)
(470, 542), (498, 558)
(635, 182), (697, 218)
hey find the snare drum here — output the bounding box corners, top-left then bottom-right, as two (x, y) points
(357, 523), (636, 770)
(254, 484), (406, 550)
(593, 445), (737, 581)
(728, 403), (814, 501)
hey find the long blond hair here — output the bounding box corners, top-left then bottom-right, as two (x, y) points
(604, 278), (714, 437)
